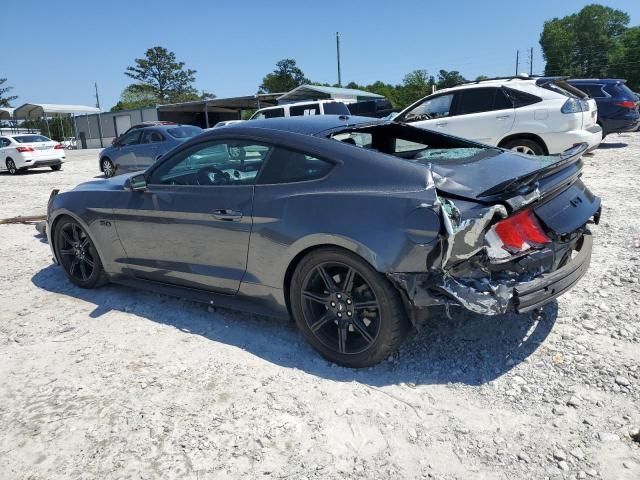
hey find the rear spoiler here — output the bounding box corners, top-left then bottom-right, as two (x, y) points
(478, 143), (588, 198)
(535, 77), (589, 99)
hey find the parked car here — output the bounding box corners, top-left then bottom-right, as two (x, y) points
(0, 134), (65, 174)
(567, 79), (640, 137)
(211, 120), (245, 128)
(111, 120), (176, 145)
(60, 137), (77, 149)
(394, 76), (602, 155)
(250, 100), (351, 119)
(99, 125), (203, 177)
(47, 116), (600, 367)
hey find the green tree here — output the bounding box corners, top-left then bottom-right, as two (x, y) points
(111, 84), (159, 111)
(396, 70), (435, 107)
(259, 59), (310, 93)
(0, 78), (18, 107)
(475, 75), (490, 81)
(436, 70), (467, 89)
(540, 5), (630, 77)
(611, 26), (640, 89)
(124, 46), (198, 103)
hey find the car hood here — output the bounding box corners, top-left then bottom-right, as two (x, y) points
(72, 171), (142, 192)
(423, 144), (588, 202)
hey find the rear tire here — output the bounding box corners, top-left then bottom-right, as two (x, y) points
(6, 158), (18, 175)
(503, 138), (545, 156)
(290, 247), (410, 368)
(101, 158), (115, 178)
(54, 217), (107, 289)
(50, 164), (62, 171)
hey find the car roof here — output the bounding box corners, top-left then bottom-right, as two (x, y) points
(568, 78), (626, 84)
(213, 115), (381, 136)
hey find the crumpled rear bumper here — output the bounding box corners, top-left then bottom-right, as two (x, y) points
(513, 232), (591, 312)
(389, 232), (593, 317)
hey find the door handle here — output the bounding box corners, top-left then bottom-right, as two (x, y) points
(436, 122), (448, 127)
(496, 115), (511, 119)
(212, 209), (243, 221)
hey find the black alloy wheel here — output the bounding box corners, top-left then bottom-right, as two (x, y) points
(55, 218), (105, 288)
(302, 261), (381, 355)
(291, 248), (409, 368)
(6, 159), (18, 175)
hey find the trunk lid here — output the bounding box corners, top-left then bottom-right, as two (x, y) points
(429, 143), (600, 236)
(429, 143), (587, 203)
(21, 141), (58, 157)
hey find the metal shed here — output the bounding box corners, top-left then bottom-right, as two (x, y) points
(277, 85), (384, 104)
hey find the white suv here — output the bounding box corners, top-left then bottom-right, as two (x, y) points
(250, 100), (351, 120)
(394, 76), (602, 155)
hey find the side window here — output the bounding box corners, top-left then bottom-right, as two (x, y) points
(0, 138), (10, 147)
(403, 94), (454, 121)
(503, 87), (543, 108)
(119, 130), (141, 146)
(150, 141), (271, 186)
(289, 103), (320, 116)
(141, 130), (164, 143)
(262, 108), (284, 119)
(455, 88), (509, 115)
(582, 84), (605, 98)
(258, 148), (334, 184)
(494, 88), (513, 110)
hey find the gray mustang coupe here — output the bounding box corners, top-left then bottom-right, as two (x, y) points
(46, 116), (600, 367)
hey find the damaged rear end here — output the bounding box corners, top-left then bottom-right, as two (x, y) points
(390, 143), (600, 317)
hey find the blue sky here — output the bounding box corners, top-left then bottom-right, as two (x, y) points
(4, 0), (639, 110)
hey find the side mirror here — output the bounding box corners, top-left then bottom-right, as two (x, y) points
(127, 174), (147, 192)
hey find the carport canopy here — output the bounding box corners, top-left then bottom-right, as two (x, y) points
(13, 103), (100, 119)
(157, 93), (282, 114)
(277, 85), (384, 103)
(0, 107), (15, 120)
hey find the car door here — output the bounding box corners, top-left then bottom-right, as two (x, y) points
(113, 130), (142, 173)
(0, 137), (11, 166)
(112, 139), (272, 294)
(445, 87), (515, 144)
(135, 129), (165, 169)
(396, 93), (455, 133)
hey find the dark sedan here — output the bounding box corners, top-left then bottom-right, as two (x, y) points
(46, 116), (600, 367)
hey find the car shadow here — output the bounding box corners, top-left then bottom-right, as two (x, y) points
(598, 142), (628, 149)
(31, 264), (556, 387)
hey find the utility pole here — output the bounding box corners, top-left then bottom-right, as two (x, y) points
(529, 47), (534, 75)
(94, 82), (101, 110)
(515, 50), (519, 75)
(94, 82), (104, 148)
(336, 32), (342, 87)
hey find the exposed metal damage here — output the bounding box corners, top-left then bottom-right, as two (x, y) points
(390, 170), (597, 320)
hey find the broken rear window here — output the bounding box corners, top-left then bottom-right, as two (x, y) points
(328, 123), (496, 164)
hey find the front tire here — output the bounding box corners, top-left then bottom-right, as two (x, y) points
(54, 217), (106, 288)
(50, 164), (62, 171)
(6, 158), (18, 175)
(503, 138), (545, 156)
(101, 158), (115, 178)
(290, 247), (410, 368)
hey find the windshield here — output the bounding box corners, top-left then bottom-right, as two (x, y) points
(166, 126), (203, 139)
(328, 123), (494, 164)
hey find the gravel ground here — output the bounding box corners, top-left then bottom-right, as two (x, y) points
(0, 138), (639, 480)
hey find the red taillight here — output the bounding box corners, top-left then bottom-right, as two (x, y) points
(54, 144), (64, 149)
(494, 209), (551, 251)
(615, 100), (636, 109)
(16, 146), (34, 153)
